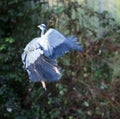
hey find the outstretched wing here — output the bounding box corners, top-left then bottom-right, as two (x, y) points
(42, 28), (83, 59)
(21, 38), (61, 82)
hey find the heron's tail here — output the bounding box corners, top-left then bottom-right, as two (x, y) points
(26, 55), (61, 82)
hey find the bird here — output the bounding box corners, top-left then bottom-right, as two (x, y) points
(21, 24), (83, 90)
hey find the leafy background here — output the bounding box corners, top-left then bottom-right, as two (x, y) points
(0, 0), (120, 119)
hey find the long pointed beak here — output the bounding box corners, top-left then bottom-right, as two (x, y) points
(37, 25), (40, 28)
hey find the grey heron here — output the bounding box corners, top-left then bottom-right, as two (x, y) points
(21, 24), (83, 90)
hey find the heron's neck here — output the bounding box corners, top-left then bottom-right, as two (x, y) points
(41, 29), (45, 36)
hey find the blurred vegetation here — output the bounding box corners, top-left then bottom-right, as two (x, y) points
(0, 0), (120, 119)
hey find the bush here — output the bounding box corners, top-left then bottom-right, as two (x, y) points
(0, 1), (120, 119)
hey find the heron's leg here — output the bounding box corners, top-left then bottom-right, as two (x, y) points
(41, 80), (47, 91)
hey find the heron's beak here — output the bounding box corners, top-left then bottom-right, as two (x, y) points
(37, 25), (40, 28)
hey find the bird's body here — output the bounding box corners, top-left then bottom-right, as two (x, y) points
(21, 24), (83, 90)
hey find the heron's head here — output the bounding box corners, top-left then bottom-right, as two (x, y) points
(37, 24), (47, 31)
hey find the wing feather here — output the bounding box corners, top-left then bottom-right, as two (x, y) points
(25, 55), (61, 82)
(42, 29), (83, 59)
(43, 28), (66, 48)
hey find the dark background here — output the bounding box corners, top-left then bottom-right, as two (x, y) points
(0, 0), (120, 118)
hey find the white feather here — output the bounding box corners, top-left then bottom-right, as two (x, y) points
(42, 28), (66, 48)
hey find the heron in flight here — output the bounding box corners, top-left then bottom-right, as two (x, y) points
(21, 24), (83, 90)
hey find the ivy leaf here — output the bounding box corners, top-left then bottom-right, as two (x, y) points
(5, 37), (15, 44)
(55, 6), (64, 14)
(0, 44), (6, 51)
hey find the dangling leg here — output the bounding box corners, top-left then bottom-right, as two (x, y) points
(41, 80), (47, 91)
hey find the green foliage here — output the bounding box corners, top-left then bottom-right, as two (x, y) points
(0, 1), (120, 119)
